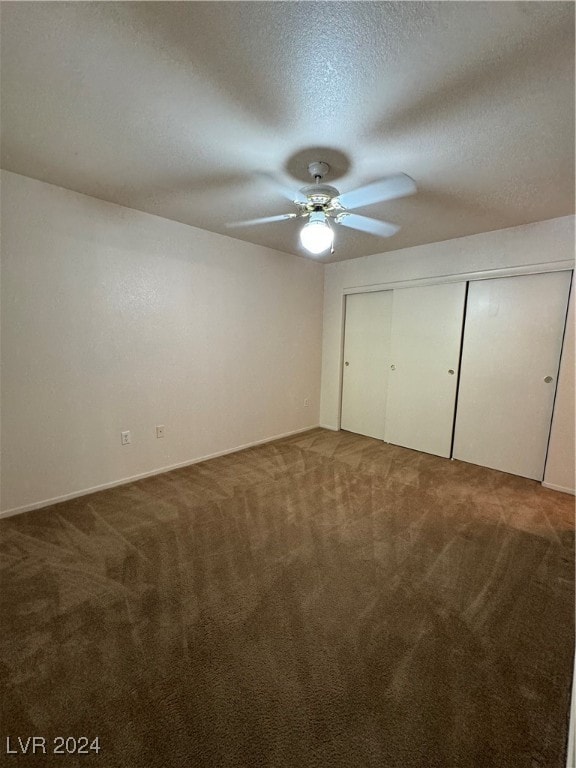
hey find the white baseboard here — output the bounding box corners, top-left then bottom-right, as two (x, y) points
(319, 423), (339, 431)
(541, 481), (576, 496)
(0, 424), (320, 520)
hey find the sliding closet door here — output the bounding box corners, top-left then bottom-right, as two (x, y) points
(340, 291), (393, 439)
(453, 271), (571, 480)
(384, 282), (466, 457)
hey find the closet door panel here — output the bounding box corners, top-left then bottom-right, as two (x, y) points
(384, 282), (466, 457)
(340, 291), (393, 440)
(453, 271), (571, 480)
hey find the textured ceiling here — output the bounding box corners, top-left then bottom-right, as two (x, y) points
(1, 2), (574, 262)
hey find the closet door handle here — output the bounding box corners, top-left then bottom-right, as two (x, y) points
(544, 376), (553, 383)
(345, 361), (350, 367)
(390, 365), (396, 370)
(448, 369), (455, 375)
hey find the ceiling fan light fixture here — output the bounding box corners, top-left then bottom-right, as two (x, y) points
(300, 211), (334, 255)
(228, 162), (414, 256)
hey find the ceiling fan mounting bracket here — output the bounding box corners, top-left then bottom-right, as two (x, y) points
(307, 161), (330, 181)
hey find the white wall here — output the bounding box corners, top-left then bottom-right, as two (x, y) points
(320, 217), (575, 487)
(1, 171), (324, 514)
(544, 281), (575, 494)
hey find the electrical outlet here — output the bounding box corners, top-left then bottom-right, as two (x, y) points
(121, 431), (131, 445)
(156, 425), (165, 438)
(304, 398), (310, 407)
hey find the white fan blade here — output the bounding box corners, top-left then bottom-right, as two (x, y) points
(335, 174), (416, 210)
(337, 213), (400, 238)
(227, 213), (297, 228)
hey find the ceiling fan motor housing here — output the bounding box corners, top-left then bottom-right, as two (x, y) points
(299, 184), (340, 209)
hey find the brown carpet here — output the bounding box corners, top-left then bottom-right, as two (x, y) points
(1, 428), (574, 767)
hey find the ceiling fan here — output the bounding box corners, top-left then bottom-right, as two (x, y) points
(227, 161), (417, 255)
